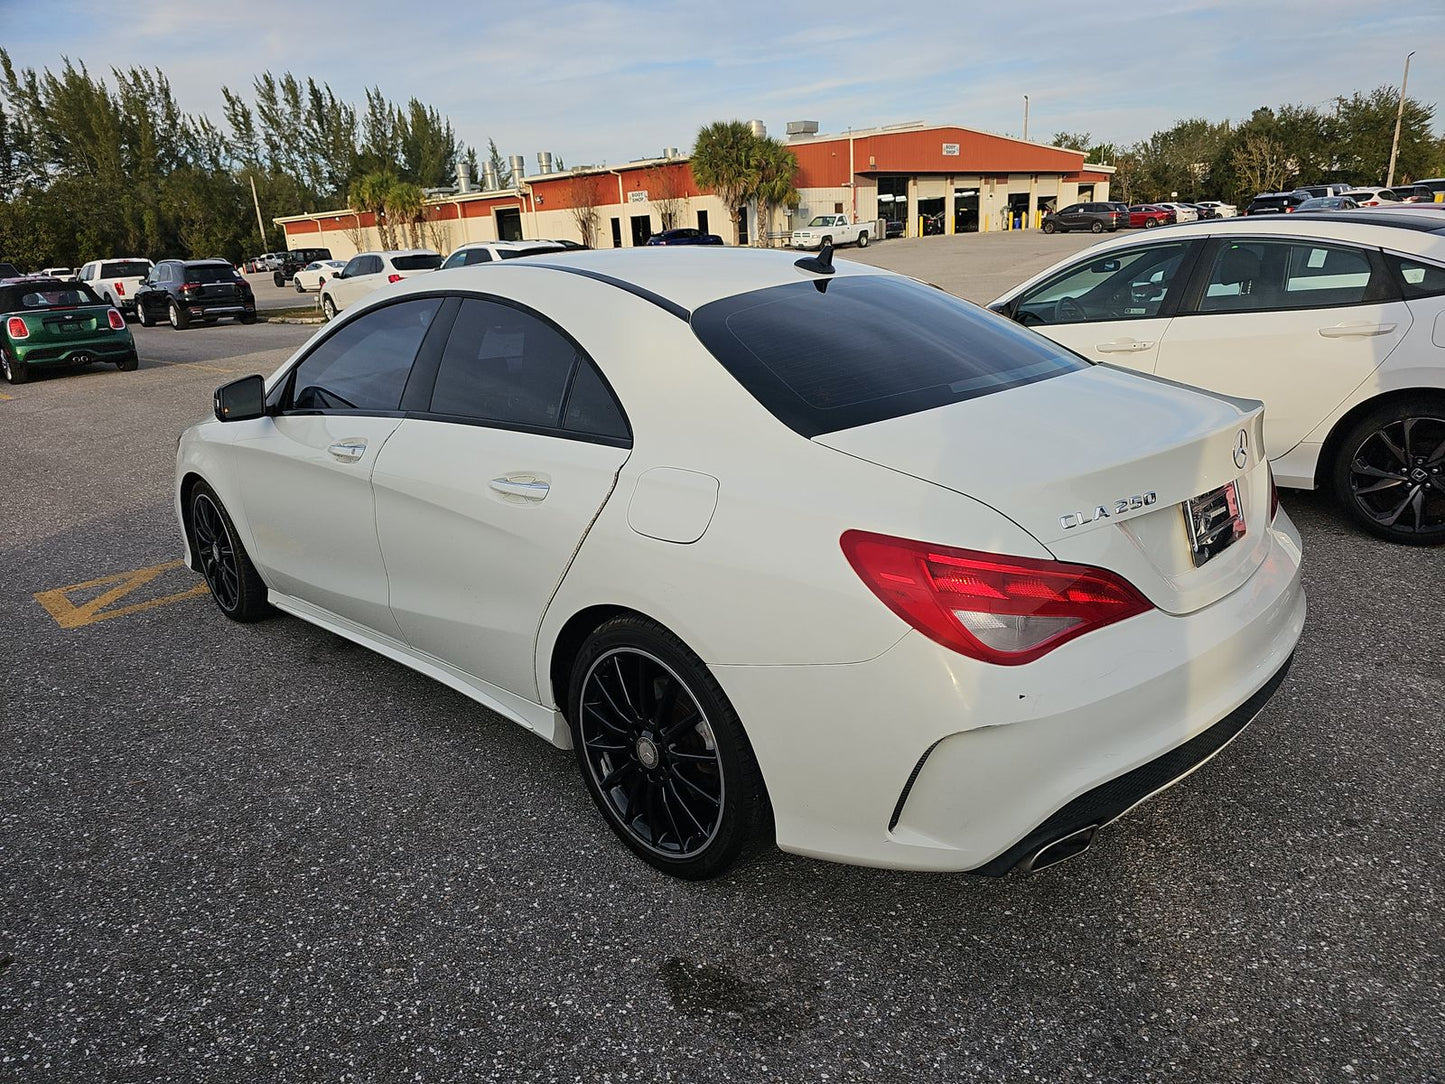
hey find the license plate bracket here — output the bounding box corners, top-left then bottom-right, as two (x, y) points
(1183, 481), (1246, 567)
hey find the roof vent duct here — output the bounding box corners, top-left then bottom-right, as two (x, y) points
(785, 120), (820, 139)
(508, 155), (526, 182)
(537, 151), (554, 174)
(455, 161), (474, 193)
(748, 119), (767, 139)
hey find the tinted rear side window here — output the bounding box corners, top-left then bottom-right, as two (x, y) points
(691, 276), (1087, 438)
(392, 254), (442, 271)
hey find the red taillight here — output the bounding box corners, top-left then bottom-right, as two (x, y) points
(840, 530), (1153, 665)
(182, 282), (202, 293)
(114, 282), (126, 296)
(387, 273), (403, 283)
(108, 308), (125, 330)
(6, 316), (28, 339)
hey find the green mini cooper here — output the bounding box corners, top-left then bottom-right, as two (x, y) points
(1, 278), (139, 384)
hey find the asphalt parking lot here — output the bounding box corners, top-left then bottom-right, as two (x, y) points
(2, 233), (1442, 1083)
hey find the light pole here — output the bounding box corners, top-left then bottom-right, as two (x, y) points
(1022, 95), (1029, 142)
(1386, 51), (1415, 187)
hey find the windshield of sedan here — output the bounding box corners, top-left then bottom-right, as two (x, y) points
(691, 276), (1087, 438)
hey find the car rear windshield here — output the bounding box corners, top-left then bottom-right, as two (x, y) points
(498, 247), (557, 259)
(691, 275), (1088, 438)
(101, 261), (151, 278)
(392, 254), (442, 271)
(186, 265), (241, 283)
(0, 282), (103, 311)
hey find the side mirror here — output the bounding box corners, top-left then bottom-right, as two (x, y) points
(214, 374), (266, 422)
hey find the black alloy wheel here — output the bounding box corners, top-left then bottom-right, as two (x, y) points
(189, 483), (270, 620)
(570, 617), (768, 879)
(1042, 220), (1057, 234)
(1, 350), (28, 384)
(1334, 403), (1445, 545)
(1090, 220), (1105, 233)
(168, 300), (189, 330)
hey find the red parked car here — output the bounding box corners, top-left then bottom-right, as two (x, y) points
(1128, 204), (1176, 229)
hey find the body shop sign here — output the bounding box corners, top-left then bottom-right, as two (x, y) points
(628, 190), (649, 203)
(942, 143), (960, 156)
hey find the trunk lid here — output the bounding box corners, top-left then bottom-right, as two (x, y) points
(29, 306), (106, 340)
(814, 365), (1273, 615)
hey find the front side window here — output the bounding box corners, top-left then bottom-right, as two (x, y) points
(341, 256), (368, 278)
(1197, 241), (1390, 314)
(285, 297), (441, 412)
(693, 275), (1086, 438)
(429, 298), (580, 429)
(1013, 241), (1193, 325)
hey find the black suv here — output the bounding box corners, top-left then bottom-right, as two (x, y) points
(1244, 191), (1310, 216)
(134, 259), (256, 329)
(273, 247), (332, 287)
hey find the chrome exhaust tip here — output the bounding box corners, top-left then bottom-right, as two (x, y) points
(1016, 824), (1098, 875)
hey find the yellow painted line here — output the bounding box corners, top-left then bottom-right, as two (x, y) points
(0, 392), (13, 400)
(187, 363), (239, 374)
(35, 559), (209, 629)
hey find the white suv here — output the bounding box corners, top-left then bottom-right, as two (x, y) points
(991, 208), (1445, 543)
(78, 258), (155, 317)
(318, 250), (442, 319)
(438, 240), (567, 268)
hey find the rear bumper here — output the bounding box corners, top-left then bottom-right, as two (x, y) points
(16, 338), (134, 365)
(712, 512), (1306, 873)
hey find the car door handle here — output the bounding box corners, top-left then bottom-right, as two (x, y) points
(1318, 323), (1397, 338)
(327, 439), (367, 462)
(490, 477), (550, 501)
(1095, 338), (1155, 353)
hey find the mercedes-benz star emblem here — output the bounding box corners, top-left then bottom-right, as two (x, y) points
(1233, 429), (1249, 470)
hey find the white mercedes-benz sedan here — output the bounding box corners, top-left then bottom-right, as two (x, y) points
(989, 208), (1445, 544)
(175, 247), (1306, 879)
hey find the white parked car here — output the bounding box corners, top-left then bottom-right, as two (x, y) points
(1156, 202), (1199, 223)
(991, 208), (1445, 543)
(176, 249), (1305, 879)
(292, 259), (347, 293)
(790, 214), (871, 249)
(77, 257), (155, 317)
(1195, 201), (1238, 218)
(39, 266), (75, 279)
(1341, 187), (1403, 207)
(318, 250), (441, 318)
(439, 240), (567, 268)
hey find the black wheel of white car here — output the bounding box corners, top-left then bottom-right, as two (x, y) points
(294, 278), (305, 293)
(856, 231), (868, 248)
(569, 616), (769, 879)
(189, 483), (271, 621)
(820, 235), (833, 248)
(321, 295), (337, 321)
(1333, 402), (1445, 545)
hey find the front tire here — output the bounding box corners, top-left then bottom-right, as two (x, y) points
(189, 482), (271, 621)
(1331, 399), (1445, 545)
(1042, 220), (1057, 234)
(295, 278), (305, 293)
(321, 295), (337, 321)
(136, 299), (153, 327)
(568, 616), (769, 880)
(856, 231), (869, 248)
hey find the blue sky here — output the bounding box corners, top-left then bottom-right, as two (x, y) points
(2, 0), (1442, 167)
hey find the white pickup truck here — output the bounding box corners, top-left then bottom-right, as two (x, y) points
(790, 214), (871, 250)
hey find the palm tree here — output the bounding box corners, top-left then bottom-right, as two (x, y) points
(690, 120), (757, 244)
(750, 139), (799, 248)
(384, 180), (427, 248)
(347, 170), (398, 249)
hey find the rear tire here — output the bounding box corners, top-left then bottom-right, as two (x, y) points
(240, 312), (257, 325)
(117, 350), (139, 372)
(188, 482), (271, 621)
(1331, 398), (1445, 545)
(273, 272), (285, 288)
(1, 351), (28, 384)
(168, 301), (189, 330)
(1144, 218), (1159, 229)
(1090, 220), (1105, 233)
(568, 615), (770, 879)
(856, 231), (869, 248)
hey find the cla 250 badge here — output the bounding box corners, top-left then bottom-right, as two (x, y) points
(1060, 491), (1157, 530)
